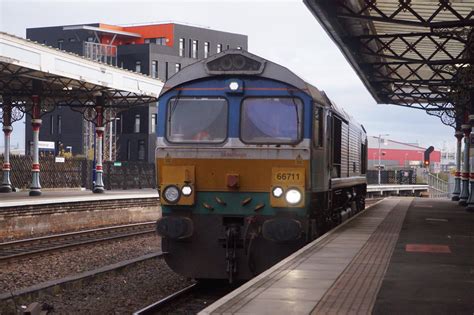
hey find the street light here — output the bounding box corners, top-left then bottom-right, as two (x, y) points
(377, 134), (389, 185)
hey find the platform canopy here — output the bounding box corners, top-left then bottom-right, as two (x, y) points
(0, 32), (162, 109)
(304, 0), (473, 126)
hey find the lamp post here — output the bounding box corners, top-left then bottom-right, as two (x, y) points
(377, 134), (389, 185)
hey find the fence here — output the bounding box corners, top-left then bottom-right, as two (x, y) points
(366, 170), (416, 185)
(423, 172), (449, 198)
(0, 155), (155, 190)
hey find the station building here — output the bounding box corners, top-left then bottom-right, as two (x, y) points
(24, 23), (248, 162)
(368, 136), (441, 171)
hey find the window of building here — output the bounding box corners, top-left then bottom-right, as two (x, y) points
(138, 140), (146, 160)
(127, 140), (131, 160)
(237, 46), (242, 50)
(179, 38), (185, 57)
(151, 60), (158, 78)
(226, 44), (230, 50)
(57, 39), (64, 50)
(192, 40), (198, 59)
(135, 61), (141, 73)
(204, 42), (210, 58)
(151, 114), (157, 133)
(50, 116), (54, 134)
(165, 62), (169, 80)
(189, 39), (192, 58)
(134, 114), (140, 133)
(57, 115), (62, 134)
(156, 37), (166, 45)
(217, 43), (222, 53)
(175, 63), (181, 73)
(145, 37), (166, 45)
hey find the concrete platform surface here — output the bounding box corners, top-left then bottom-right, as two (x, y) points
(200, 197), (474, 314)
(0, 189), (158, 208)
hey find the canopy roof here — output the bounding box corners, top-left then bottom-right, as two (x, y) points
(62, 25), (142, 38)
(304, 0), (473, 126)
(0, 32), (162, 108)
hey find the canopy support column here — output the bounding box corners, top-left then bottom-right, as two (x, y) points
(452, 131), (463, 201)
(466, 90), (474, 211)
(93, 97), (105, 194)
(0, 97), (12, 193)
(459, 123), (471, 206)
(29, 94), (42, 196)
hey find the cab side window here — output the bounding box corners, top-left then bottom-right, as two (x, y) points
(313, 107), (324, 147)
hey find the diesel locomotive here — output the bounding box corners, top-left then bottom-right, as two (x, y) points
(155, 50), (367, 281)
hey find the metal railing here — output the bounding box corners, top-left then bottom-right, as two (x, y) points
(83, 42), (117, 66)
(424, 172), (449, 198)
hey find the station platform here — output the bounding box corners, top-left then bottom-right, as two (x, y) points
(200, 197), (474, 314)
(0, 189), (160, 239)
(0, 189), (158, 208)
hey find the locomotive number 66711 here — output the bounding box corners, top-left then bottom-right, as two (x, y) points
(155, 50), (367, 282)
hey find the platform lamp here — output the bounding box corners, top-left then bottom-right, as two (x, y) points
(377, 134), (389, 185)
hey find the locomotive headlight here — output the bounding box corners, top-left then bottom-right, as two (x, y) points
(163, 185), (180, 203)
(285, 188), (302, 205)
(229, 81), (240, 91)
(272, 186), (284, 198)
(181, 185), (193, 196)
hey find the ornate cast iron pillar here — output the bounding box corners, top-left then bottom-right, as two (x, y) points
(452, 130), (463, 201)
(0, 97), (13, 193)
(29, 95), (42, 196)
(467, 91), (474, 211)
(459, 122), (471, 206)
(93, 98), (105, 193)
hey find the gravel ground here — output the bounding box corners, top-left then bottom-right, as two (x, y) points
(35, 258), (192, 314)
(0, 234), (161, 295)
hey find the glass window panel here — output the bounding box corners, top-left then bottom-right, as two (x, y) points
(134, 114), (140, 133)
(167, 97), (227, 143)
(179, 38), (185, 57)
(241, 98), (303, 144)
(151, 60), (158, 78)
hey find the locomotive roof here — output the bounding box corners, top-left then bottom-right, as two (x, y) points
(161, 49), (361, 127)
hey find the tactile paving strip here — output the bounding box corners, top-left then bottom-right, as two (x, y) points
(311, 198), (411, 315)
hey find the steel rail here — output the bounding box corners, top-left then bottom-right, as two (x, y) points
(0, 221), (157, 262)
(133, 283), (198, 315)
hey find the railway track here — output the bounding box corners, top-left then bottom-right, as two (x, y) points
(133, 280), (240, 315)
(0, 222), (156, 262)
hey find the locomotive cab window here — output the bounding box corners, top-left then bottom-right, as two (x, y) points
(166, 97), (228, 143)
(241, 97), (303, 144)
(313, 107), (324, 147)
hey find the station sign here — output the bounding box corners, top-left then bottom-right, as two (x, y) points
(38, 141), (55, 150)
(114, 162), (122, 167)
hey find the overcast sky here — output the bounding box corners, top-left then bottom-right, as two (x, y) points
(0, 0), (455, 151)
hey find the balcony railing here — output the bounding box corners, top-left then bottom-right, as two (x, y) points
(83, 42), (117, 66)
